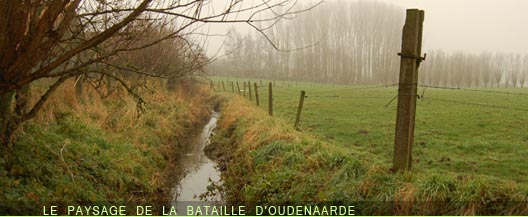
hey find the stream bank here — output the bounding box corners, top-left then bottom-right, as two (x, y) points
(0, 82), (216, 215)
(203, 94), (528, 215)
(170, 111), (222, 213)
(162, 94), (229, 216)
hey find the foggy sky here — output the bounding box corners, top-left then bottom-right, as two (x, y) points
(375, 0), (528, 54)
(202, 0), (528, 57)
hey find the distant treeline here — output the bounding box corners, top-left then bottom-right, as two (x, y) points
(422, 51), (528, 88)
(208, 1), (528, 88)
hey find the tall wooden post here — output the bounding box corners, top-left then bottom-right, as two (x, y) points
(268, 82), (273, 116)
(222, 81), (226, 91)
(210, 81), (215, 91)
(231, 81), (235, 93)
(236, 81), (241, 95)
(294, 90), (306, 130)
(254, 83), (259, 106)
(393, 9), (425, 171)
(243, 82), (247, 97)
(248, 80), (252, 101)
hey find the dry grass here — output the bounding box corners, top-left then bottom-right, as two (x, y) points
(1, 77), (214, 215)
(210, 93), (528, 215)
(30, 78), (213, 147)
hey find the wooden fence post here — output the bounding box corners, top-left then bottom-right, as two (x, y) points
(210, 80), (215, 91)
(236, 81), (241, 95)
(254, 83), (259, 106)
(222, 81), (225, 91)
(231, 81), (234, 93)
(243, 82), (247, 97)
(248, 80), (252, 101)
(294, 90), (306, 130)
(393, 9), (425, 172)
(268, 82), (273, 116)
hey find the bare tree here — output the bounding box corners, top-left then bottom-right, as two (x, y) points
(509, 54), (521, 88)
(0, 0), (317, 150)
(521, 55), (528, 88)
(479, 52), (492, 88)
(209, 1), (527, 90)
(216, 1), (403, 84)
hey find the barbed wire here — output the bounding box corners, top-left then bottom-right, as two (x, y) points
(308, 95), (393, 100)
(423, 97), (528, 112)
(418, 85), (528, 96)
(219, 80), (528, 112)
(307, 83), (399, 94)
(217, 80), (528, 96)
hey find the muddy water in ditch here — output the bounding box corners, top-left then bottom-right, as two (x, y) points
(171, 111), (221, 213)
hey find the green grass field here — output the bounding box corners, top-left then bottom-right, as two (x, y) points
(210, 77), (528, 186)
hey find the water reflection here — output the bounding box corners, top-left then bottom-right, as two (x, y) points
(171, 111), (221, 215)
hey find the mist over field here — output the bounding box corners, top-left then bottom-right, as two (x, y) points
(1, 0), (527, 215)
(207, 1), (528, 87)
(204, 0), (528, 56)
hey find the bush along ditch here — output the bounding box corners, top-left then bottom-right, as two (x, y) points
(0, 79), (215, 215)
(208, 94), (528, 215)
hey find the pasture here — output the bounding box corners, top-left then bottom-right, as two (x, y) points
(211, 77), (528, 185)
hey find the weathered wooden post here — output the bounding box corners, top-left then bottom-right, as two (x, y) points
(231, 81), (235, 93)
(294, 90), (306, 130)
(222, 81), (226, 91)
(248, 80), (252, 101)
(393, 9), (425, 171)
(254, 83), (259, 106)
(268, 82), (273, 116)
(236, 81), (241, 95)
(243, 82), (247, 97)
(210, 80), (215, 91)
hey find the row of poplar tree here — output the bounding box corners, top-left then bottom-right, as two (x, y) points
(208, 0), (528, 88)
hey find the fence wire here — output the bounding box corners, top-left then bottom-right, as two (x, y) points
(418, 85), (528, 96)
(215, 79), (528, 113)
(422, 97), (528, 112)
(308, 83), (398, 94)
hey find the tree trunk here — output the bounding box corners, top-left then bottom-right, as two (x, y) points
(0, 91), (15, 152)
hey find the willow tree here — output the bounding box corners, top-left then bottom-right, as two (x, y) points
(0, 0), (314, 151)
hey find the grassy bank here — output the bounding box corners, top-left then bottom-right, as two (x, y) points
(210, 94), (528, 215)
(0, 79), (213, 215)
(210, 77), (528, 183)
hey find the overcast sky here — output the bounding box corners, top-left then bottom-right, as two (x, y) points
(376, 0), (528, 54)
(202, 0), (528, 56)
